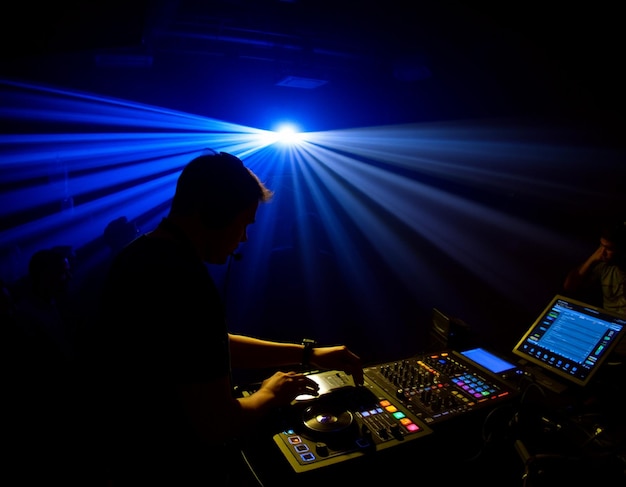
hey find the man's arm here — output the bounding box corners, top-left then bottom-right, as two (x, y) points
(229, 334), (364, 385)
(563, 245), (603, 292)
(229, 334), (305, 368)
(178, 370), (319, 445)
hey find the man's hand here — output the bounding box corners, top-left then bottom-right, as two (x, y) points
(256, 371), (320, 406)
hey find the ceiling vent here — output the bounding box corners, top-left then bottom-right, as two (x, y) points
(275, 76), (328, 89)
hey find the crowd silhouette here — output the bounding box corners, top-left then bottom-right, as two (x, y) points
(2, 216), (140, 486)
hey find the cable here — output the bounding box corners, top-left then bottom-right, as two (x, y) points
(461, 403), (518, 463)
(518, 379), (547, 405)
(520, 450), (574, 487)
(239, 448), (265, 487)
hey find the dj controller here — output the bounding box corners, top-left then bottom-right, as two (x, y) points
(270, 369), (433, 473)
(364, 350), (518, 426)
(243, 350), (519, 475)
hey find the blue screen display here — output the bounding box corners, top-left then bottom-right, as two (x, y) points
(513, 295), (626, 387)
(461, 348), (517, 374)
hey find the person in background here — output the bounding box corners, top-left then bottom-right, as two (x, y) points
(91, 151), (363, 486)
(9, 247), (86, 486)
(13, 247), (77, 370)
(73, 215), (141, 323)
(563, 217), (626, 316)
(103, 215), (140, 256)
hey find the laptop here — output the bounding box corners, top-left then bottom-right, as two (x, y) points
(511, 294), (626, 392)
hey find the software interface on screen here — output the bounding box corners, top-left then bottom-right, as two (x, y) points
(513, 295), (626, 387)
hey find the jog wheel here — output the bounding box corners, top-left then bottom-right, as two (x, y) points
(302, 403), (354, 437)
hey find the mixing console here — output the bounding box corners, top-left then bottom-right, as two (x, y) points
(240, 350), (518, 475)
(240, 350), (625, 483)
(363, 351), (518, 425)
(268, 370), (433, 473)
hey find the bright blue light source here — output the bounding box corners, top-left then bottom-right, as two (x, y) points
(271, 123), (302, 145)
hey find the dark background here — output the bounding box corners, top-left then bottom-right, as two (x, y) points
(2, 1), (624, 133)
(1, 0), (625, 365)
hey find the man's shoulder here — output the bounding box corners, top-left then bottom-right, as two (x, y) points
(597, 262), (624, 279)
(115, 235), (193, 269)
(108, 236), (209, 294)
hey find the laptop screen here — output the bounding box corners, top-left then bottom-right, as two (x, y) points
(512, 294), (626, 388)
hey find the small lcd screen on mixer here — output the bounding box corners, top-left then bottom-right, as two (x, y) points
(461, 348), (517, 374)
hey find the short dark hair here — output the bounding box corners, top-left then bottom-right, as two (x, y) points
(601, 218), (626, 251)
(170, 152), (273, 228)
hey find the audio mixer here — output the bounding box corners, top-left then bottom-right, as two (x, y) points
(241, 350), (518, 475)
(363, 350), (518, 425)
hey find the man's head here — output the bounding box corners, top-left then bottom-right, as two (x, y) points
(169, 152), (273, 263)
(171, 152), (273, 227)
(104, 216), (139, 255)
(599, 219), (626, 266)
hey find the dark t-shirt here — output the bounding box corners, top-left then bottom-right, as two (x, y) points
(95, 224), (231, 484)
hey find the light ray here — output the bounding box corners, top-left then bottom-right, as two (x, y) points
(2, 77), (624, 356)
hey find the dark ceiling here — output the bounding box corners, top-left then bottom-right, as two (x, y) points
(1, 0), (624, 132)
